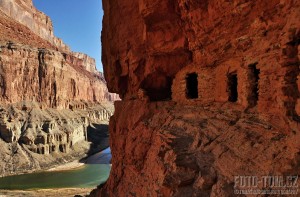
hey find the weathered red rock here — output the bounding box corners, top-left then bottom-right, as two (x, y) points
(0, 0), (70, 51)
(92, 0), (300, 196)
(0, 42), (114, 109)
(0, 0), (119, 108)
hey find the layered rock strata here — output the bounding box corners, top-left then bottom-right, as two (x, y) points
(0, 42), (114, 109)
(72, 52), (99, 75)
(0, 0), (69, 51)
(92, 0), (300, 196)
(0, 102), (113, 177)
(0, 0), (118, 176)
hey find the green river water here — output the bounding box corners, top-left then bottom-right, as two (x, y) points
(0, 148), (112, 190)
(0, 164), (111, 190)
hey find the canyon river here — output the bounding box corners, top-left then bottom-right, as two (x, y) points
(0, 148), (112, 190)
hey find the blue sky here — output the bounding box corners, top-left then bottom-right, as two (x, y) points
(33, 0), (104, 71)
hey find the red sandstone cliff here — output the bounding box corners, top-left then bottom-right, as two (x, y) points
(0, 0), (118, 176)
(0, 0), (118, 109)
(0, 0), (70, 51)
(92, 0), (300, 196)
(0, 42), (112, 109)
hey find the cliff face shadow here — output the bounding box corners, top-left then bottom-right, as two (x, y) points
(85, 123), (110, 157)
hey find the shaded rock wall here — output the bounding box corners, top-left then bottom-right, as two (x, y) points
(102, 0), (299, 118)
(94, 0), (300, 196)
(93, 101), (300, 197)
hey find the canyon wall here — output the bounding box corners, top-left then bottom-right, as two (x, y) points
(0, 0), (119, 108)
(0, 0), (118, 176)
(101, 0), (299, 119)
(72, 52), (99, 75)
(0, 42), (112, 109)
(92, 0), (300, 196)
(0, 102), (113, 177)
(0, 0), (70, 51)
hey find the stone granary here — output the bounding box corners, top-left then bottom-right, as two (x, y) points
(172, 47), (299, 119)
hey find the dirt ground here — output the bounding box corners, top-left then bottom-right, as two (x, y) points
(0, 188), (91, 197)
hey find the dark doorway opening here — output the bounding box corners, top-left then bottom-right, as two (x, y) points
(186, 73), (198, 99)
(228, 73), (238, 102)
(249, 64), (260, 107)
(141, 72), (172, 101)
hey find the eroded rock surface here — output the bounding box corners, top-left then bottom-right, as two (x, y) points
(93, 0), (300, 196)
(0, 42), (114, 108)
(93, 101), (300, 196)
(0, 102), (113, 177)
(0, 0), (69, 51)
